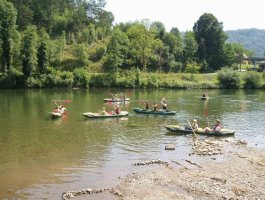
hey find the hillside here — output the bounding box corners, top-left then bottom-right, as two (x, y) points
(226, 28), (265, 57)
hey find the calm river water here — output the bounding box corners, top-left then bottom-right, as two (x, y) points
(0, 89), (264, 199)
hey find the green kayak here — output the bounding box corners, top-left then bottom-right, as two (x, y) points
(164, 125), (235, 136)
(133, 108), (176, 115)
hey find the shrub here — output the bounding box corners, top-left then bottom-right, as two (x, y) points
(0, 68), (24, 88)
(217, 68), (241, 89)
(73, 68), (90, 88)
(184, 62), (200, 74)
(244, 72), (261, 89)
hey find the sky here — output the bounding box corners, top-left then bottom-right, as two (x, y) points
(105, 0), (265, 32)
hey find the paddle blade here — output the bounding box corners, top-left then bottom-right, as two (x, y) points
(52, 100), (72, 103)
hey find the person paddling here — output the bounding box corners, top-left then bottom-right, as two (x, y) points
(161, 97), (167, 111)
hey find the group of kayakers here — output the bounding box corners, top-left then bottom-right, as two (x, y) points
(145, 97), (168, 111)
(54, 102), (67, 114)
(111, 93), (126, 101)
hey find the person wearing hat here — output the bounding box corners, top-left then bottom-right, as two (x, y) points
(191, 119), (199, 130)
(204, 119), (221, 133)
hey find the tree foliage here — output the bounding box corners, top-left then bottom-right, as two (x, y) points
(193, 13), (227, 71)
(0, 0), (17, 73)
(21, 26), (38, 78)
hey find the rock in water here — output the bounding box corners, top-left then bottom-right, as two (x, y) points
(165, 144), (175, 150)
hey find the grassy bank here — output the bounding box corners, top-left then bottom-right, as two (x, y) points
(1, 68), (265, 89)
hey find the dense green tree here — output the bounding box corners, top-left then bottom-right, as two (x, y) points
(182, 31), (198, 66)
(127, 22), (157, 71)
(0, 0), (17, 73)
(21, 26), (38, 78)
(193, 13), (227, 71)
(161, 30), (182, 71)
(151, 21), (166, 40)
(104, 27), (130, 71)
(37, 41), (48, 74)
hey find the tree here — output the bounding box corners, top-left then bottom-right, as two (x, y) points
(37, 41), (48, 74)
(162, 31), (183, 71)
(193, 13), (227, 71)
(151, 21), (166, 40)
(182, 31), (198, 66)
(104, 27), (130, 72)
(0, 0), (17, 73)
(232, 43), (247, 71)
(127, 22), (157, 71)
(21, 26), (38, 78)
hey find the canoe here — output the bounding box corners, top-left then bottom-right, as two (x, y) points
(51, 109), (67, 118)
(164, 125), (235, 136)
(103, 98), (130, 102)
(82, 111), (129, 118)
(133, 108), (176, 115)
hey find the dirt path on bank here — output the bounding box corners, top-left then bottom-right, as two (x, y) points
(63, 139), (265, 200)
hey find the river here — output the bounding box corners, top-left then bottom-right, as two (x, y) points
(0, 88), (264, 199)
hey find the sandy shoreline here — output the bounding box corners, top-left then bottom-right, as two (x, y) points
(63, 138), (265, 200)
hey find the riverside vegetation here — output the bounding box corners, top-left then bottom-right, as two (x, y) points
(0, 0), (264, 89)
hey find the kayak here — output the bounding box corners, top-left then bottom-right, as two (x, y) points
(133, 108), (176, 115)
(164, 125), (235, 136)
(82, 111), (129, 118)
(104, 98), (130, 102)
(201, 96), (209, 100)
(51, 109), (67, 118)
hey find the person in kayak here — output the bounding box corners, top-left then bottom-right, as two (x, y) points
(204, 119), (221, 132)
(145, 101), (149, 110)
(185, 119), (199, 131)
(99, 107), (108, 115)
(161, 97), (167, 111)
(202, 91), (208, 98)
(191, 119), (199, 130)
(115, 105), (120, 114)
(153, 101), (159, 111)
(60, 105), (67, 114)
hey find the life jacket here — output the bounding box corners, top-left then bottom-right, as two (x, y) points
(213, 124), (221, 131)
(115, 107), (120, 114)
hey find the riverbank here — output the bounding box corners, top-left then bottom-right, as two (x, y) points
(62, 138), (265, 199)
(2, 69), (265, 89)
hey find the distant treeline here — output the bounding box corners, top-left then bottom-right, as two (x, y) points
(0, 0), (259, 88)
(226, 28), (265, 57)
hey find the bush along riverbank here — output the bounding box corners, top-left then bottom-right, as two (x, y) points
(1, 68), (265, 89)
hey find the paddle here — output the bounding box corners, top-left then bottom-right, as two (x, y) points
(52, 100), (72, 103)
(203, 100), (210, 127)
(187, 119), (197, 136)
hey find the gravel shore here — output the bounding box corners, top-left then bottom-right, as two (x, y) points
(63, 138), (265, 200)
